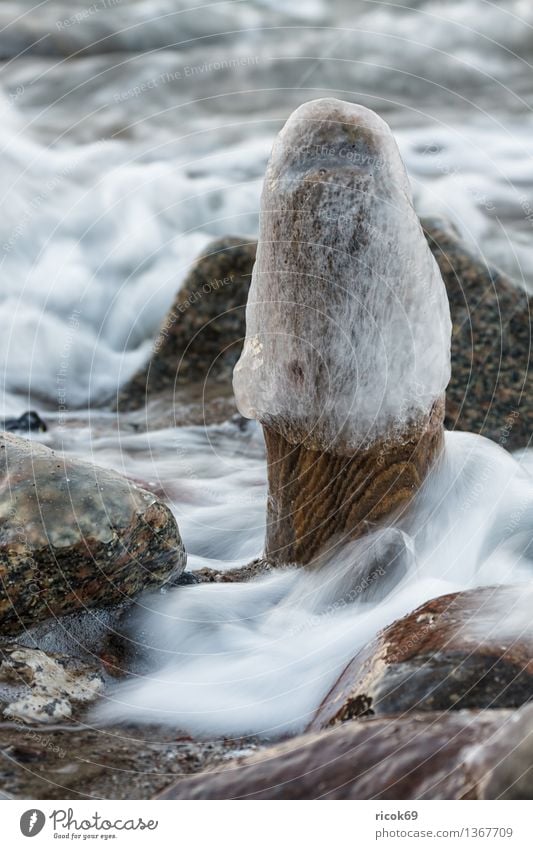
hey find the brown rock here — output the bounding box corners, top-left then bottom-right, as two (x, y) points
(157, 705), (533, 799)
(0, 432), (186, 634)
(310, 585), (533, 730)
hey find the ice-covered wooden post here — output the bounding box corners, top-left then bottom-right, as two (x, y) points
(233, 99), (451, 565)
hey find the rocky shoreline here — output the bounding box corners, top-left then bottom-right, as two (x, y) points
(0, 721), (262, 800)
(2, 102), (533, 798)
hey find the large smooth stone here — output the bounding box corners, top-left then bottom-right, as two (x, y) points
(0, 432), (185, 634)
(310, 585), (533, 730)
(157, 705), (533, 800)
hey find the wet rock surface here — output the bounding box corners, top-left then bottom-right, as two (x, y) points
(158, 705), (533, 800)
(310, 585), (533, 730)
(114, 237), (256, 414)
(0, 432), (186, 635)
(424, 217), (532, 450)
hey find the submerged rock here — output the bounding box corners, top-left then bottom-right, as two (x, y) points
(158, 704), (533, 799)
(310, 585), (533, 729)
(0, 432), (186, 634)
(0, 646), (103, 723)
(114, 237), (256, 413)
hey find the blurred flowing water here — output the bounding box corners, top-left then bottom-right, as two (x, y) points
(2, 0), (533, 411)
(3, 0), (533, 736)
(91, 428), (533, 736)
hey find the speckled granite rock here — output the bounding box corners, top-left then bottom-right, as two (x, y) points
(0, 432), (186, 634)
(114, 237), (256, 413)
(309, 585), (533, 730)
(423, 217), (532, 449)
(158, 705), (533, 799)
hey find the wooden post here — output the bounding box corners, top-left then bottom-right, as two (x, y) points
(233, 99), (451, 565)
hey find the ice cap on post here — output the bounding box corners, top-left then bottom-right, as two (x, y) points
(233, 98), (452, 565)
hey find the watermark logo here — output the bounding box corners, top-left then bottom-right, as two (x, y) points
(20, 810), (46, 837)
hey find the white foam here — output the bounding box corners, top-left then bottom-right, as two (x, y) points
(2, 1), (533, 413)
(93, 431), (533, 737)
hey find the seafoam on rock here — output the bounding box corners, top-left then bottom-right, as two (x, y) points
(233, 99), (452, 451)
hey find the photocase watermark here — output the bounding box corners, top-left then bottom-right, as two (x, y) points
(19, 807), (158, 838)
(56, 0), (121, 30)
(2, 136), (108, 256)
(386, 613), (437, 664)
(499, 408), (520, 447)
(52, 807), (158, 833)
(114, 56), (260, 103)
(4, 711), (67, 758)
(519, 194), (533, 229)
(183, 55), (260, 78)
(286, 565), (387, 640)
(4, 504), (43, 596)
(173, 440), (230, 504)
(2, 167), (76, 256)
(20, 809), (46, 837)
(282, 143), (385, 171)
(312, 144), (384, 169)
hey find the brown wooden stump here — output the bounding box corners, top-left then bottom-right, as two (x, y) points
(263, 399), (445, 565)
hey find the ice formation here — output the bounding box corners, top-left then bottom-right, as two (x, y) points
(233, 98), (452, 451)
